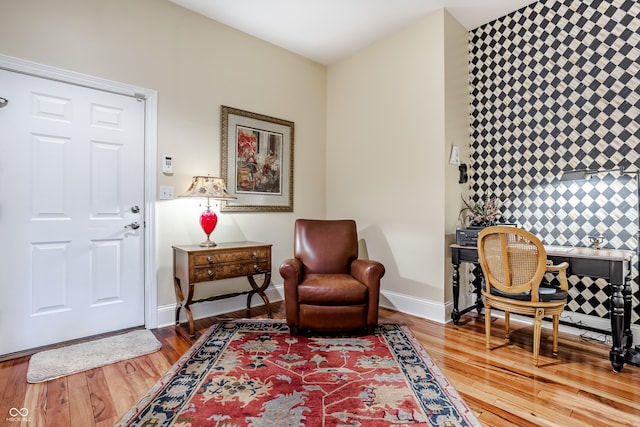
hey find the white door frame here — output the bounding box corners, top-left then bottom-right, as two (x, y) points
(0, 53), (159, 329)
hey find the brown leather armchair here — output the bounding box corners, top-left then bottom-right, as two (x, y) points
(279, 219), (385, 335)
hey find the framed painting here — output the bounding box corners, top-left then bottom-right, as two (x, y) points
(221, 106), (294, 212)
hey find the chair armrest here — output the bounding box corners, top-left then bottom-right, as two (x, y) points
(351, 259), (385, 287)
(280, 258), (303, 328)
(279, 258), (303, 283)
(352, 259), (385, 329)
(546, 261), (569, 291)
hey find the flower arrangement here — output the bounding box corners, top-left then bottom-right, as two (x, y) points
(460, 195), (503, 227)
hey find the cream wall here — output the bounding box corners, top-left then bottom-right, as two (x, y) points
(443, 12), (472, 302)
(0, 0), (327, 310)
(1, 0), (468, 325)
(326, 10), (468, 319)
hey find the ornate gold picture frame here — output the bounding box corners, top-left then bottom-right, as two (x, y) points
(221, 106), (294, 212)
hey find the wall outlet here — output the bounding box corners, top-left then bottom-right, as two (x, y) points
(159, 186), (174, 200)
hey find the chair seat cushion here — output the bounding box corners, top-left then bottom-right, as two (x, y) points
(298, 274), (368, 305)
(486, 285), (568, 302)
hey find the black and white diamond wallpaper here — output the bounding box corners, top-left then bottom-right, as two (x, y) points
(469, 0), (639, 323)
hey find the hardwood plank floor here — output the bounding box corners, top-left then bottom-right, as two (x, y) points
(2, 303), (640, 426)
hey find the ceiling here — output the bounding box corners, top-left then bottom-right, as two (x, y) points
(168, 0), (539, 65)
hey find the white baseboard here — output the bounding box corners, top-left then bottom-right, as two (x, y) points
(157, 285), (285, 328)
(157, 285), (450, 327)
(380, 290), (449, 323)
(157, 286), (640, 346)
(558, 311), (640, 346)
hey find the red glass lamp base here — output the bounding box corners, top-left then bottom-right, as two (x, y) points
(199, 208), (218, 247)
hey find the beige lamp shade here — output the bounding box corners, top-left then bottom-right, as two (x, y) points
(179, 176), (236, 200)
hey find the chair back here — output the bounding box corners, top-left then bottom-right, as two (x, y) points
(478, 226), (548, 302)
(294, 219), (358, 274)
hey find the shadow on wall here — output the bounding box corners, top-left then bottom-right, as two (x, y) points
(358, 224), (441, 318)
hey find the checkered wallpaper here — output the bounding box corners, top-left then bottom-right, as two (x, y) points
(468, 0), (640, 323)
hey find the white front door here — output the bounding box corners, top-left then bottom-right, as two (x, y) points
(0, 69), (146, 355)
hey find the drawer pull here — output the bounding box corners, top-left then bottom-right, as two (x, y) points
(207, 256), (213, 263)
(253, 251), (258, 258)
(253, 264), (260, 272)
(207, 269), (214, 277)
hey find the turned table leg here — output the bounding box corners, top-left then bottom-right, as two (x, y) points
(610, 280), (626, 372)
(452, 262), (461, 325)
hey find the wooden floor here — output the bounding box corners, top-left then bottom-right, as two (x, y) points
(2, 303), (640, 426)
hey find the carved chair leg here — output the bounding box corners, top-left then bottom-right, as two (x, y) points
(533, 308), (544, 367)
(485, 305), (492, 349)
(504, 311), (511, 341)
(552, 314), (560, 356)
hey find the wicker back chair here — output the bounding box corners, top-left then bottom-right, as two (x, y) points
(478, 226), (569, 366)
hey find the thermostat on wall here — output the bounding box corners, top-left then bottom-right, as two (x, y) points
(163, 155), (173, 174)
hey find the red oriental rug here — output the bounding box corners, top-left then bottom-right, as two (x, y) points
(116, 320), (480, 427)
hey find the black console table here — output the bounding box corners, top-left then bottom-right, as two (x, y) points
(450, 243), (636, 372)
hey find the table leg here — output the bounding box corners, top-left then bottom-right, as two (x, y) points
(623, 276), (633, 349)
(185, 282), (197, 337)
(247, 273), (273, 317)
(472, 263), (484, 313)
(452, 261), (461, 325)
(624, 277), (640, 366)
(174, 277), (196, 338)
(173, 277), (184, 326)
(609, 281), (626, 372)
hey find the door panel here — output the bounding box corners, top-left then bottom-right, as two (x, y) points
(31, 243), (69, 314)
(0, 69), (145, 355)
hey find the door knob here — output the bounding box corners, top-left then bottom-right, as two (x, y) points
(130, 205), (140, 213)
(124, 222), (140, 230)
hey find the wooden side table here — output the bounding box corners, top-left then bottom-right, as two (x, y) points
(173, 241), (273, 337)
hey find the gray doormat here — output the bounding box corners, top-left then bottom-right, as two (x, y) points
(27, 329), (161, 383)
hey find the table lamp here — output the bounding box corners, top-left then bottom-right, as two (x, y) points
(179, 176), (236, 247)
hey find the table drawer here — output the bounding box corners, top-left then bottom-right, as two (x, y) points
(194, 248), (270, 266)
(194, 260), (270, 282)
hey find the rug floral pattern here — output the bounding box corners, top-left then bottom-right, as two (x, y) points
(117, 320), (480, 426)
